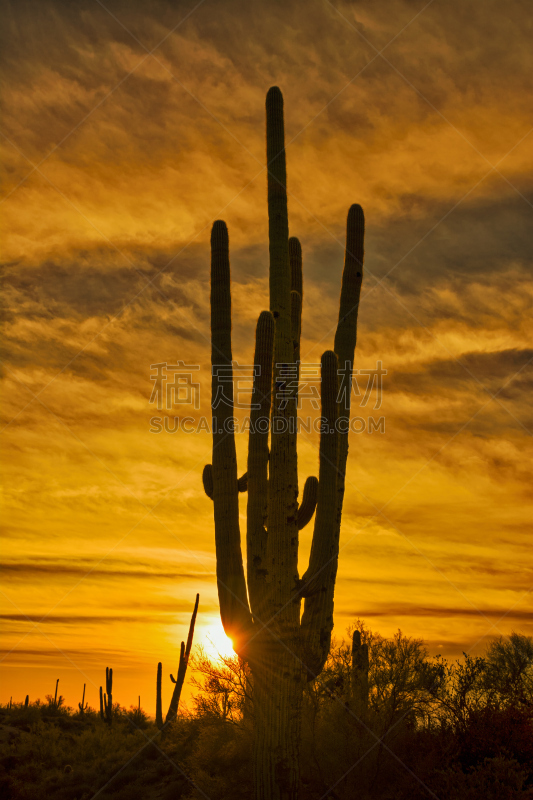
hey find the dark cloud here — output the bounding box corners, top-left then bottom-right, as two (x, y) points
(0, 559), (215, 581)
(388, 348), (533, 398)
(338, 604), (533, 621)
(0, 609), (214, 624)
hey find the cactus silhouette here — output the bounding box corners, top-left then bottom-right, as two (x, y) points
(78, 683), (87, 715)
(100, 667), (113, 724)
(155, 596), (199, 731)
(156, 662), (163, 730)
(351, 630), (369, 715)
(24, 695), (29, 708)
(203, 86), (364, 799)
(164, 593), (199, 726)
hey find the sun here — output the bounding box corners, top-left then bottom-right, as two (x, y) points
(203, 619), (236, 659)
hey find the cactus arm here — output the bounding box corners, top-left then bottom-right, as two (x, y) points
(290, 289), (302, 417)
(210, 221), (252, 648)
(297, 476), (318, 530)
(300, 351), (339, 592)
(246, 311), (275, 618)
(99, 686), (104, 720)
(204, 464), (247, 499)
(265, 87), (299, 617)
(267, 88), (290, 322)
(300, 208), (364, 676)
(300, 350), (339, 673)
(334, 205), (364, 369)
(289, 238), (319, 536)
(202, 464), (213, 499)
(289, 236), (303, 377)
(156, 662), (163, 729)
(334, 204), (365, 522)
(290, 291), (301, 358)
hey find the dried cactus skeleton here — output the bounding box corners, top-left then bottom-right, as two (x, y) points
(203, 86), (364, 799)
(156, 593), (199, 731)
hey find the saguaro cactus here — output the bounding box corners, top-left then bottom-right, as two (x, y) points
(203, 86), (364, 799)
(156, 662), (163, 730)
(78, 683), (87, 715)
(351, 630), (369, 715)
(100, 667), (113, 724)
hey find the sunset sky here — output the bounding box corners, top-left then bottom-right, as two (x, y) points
(1, 0), (532, 716)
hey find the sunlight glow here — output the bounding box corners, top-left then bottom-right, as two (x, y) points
(202, 619), (236, 659)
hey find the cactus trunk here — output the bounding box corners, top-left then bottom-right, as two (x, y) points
(351, 630), (369, 716)
(78, 683), (86, 715)
(203, 86), (364, 799)
(253, 650), (303, 800)
(156, 662), (163, 729)
(100, 667), (113, 723)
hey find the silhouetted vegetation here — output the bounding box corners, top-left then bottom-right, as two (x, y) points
(1, 623), (532, 799)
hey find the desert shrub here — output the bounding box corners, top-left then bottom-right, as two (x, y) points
(436, 756), (533, 800)
(183, 719), (252, 799)
(124, 704), (151, 731)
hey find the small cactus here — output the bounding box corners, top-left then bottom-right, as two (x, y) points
(100, 667), (113, 723)
(351, 630), (369, 716)
(24, 695), (29, 708)
(78, 683), (87, 715)
(156, 662), (163, 730)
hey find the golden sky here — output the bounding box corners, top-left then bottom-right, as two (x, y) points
(1, 0), (532, 715)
